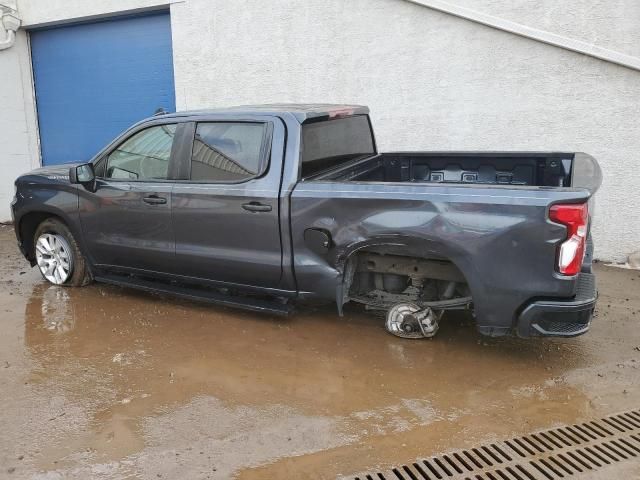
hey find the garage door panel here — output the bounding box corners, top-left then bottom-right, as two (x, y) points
(31, 12), (176, 165)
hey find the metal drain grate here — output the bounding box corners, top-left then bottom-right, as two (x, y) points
(352, 409), (640, 480)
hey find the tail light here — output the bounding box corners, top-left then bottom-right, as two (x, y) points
(549, 202), (589, 276)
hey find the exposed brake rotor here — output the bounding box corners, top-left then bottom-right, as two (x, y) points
(385, 303), (440, 339)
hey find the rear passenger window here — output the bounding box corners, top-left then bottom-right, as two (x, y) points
(191, 123), (268, 182)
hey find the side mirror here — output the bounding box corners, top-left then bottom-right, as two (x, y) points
(69, 163), (95, 186)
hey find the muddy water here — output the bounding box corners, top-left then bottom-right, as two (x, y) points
(0, 224), (639, 479)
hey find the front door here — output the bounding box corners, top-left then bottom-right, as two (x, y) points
(79, 123), (179, 273)
(172, 119), (283, 289)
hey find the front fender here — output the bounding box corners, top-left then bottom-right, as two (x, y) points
(13, 182), (82, 262)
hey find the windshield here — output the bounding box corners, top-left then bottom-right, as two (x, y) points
(301, 115), (375, 178)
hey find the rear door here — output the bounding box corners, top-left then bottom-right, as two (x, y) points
(172, 117), (284, 289)
(80, 122), (182, 273)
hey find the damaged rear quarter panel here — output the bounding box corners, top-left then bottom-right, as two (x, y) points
(290, 181), (590, 332)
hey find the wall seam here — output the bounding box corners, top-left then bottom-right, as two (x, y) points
(403, 0), (640, 72)
(19, 30), (41, 169)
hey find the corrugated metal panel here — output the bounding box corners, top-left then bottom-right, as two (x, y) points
(30, 12), (176, 166)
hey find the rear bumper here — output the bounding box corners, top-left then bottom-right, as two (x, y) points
(516, 273), (597, 338)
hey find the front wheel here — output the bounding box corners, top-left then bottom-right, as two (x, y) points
(34, 218), (92, 287)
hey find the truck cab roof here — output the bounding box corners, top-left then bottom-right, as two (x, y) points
(158, 104), (370, 123)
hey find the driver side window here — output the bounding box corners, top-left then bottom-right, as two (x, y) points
(106, 124), (177, 180)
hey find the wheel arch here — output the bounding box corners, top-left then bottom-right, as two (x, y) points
(334, 234), (477, 314)
(335, 234), (471, 275)
(17, 209), (77, 265)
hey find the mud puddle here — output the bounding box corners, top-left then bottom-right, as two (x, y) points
(0, 224), (639, 479)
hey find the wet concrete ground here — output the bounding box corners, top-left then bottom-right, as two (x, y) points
(0, 224), (639, 479)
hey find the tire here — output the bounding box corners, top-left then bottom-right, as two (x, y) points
(33, 218), (92, 287)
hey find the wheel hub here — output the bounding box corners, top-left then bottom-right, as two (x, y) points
(35, 233), (73, 285)
(385, 303), (440, 339)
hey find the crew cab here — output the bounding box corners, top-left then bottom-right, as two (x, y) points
(11, 104), (601, 339)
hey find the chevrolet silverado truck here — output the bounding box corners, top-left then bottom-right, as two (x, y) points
(11, 104), (601, 339)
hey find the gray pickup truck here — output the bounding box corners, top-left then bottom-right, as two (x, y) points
(11, 104), (601, 339)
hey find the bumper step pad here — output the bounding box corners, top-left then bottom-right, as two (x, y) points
(518, 272), (597, 337)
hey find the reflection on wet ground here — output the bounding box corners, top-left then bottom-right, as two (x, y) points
(0, 225), (639, 479)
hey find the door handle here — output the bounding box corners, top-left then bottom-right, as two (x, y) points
(143, 195), (167, 205)
(242, 202), (272, 213)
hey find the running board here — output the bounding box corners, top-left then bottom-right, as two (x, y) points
(94, 274), (294, 316)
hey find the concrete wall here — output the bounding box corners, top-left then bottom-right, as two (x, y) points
(2, 0), (639, 262)
(171, 0), (640, 262)
(0, 25), (39, 222)
(451, 0), (640, 58)
(18, 0), (169, 27)
(0, 0), (170, 222)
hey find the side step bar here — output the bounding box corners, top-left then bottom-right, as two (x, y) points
(94, 274), (294, 316)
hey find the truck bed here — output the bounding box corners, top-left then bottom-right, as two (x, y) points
(314, 152), (588, 188)
(293, 147), (601, 337)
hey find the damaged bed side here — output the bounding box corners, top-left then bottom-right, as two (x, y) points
(290, 157), (599, 339)
(340, 247), (472, 338)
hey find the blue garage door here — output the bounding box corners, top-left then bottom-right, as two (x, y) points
(31, 13), (176, 166)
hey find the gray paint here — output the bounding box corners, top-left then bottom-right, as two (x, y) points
(290, 179), (591, 334)
(11, 107), (601, 337)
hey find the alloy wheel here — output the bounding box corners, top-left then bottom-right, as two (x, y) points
(35, 233), (73, 285)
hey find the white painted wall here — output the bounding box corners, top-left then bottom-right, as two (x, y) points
(18, 0), (170, 27)
(1, 0), (639, 262)
(0, 0), (170, 222)
(0, 26), (39, 222)
(450, 0), (640, 58)
(170, 0), (640, 262)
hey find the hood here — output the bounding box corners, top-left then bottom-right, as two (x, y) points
(29, 163), (82, 177)
(19, 163), (82, 183)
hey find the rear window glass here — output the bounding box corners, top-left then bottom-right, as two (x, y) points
(301, 116), (375, 177)
(191, 122), (268, 182)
